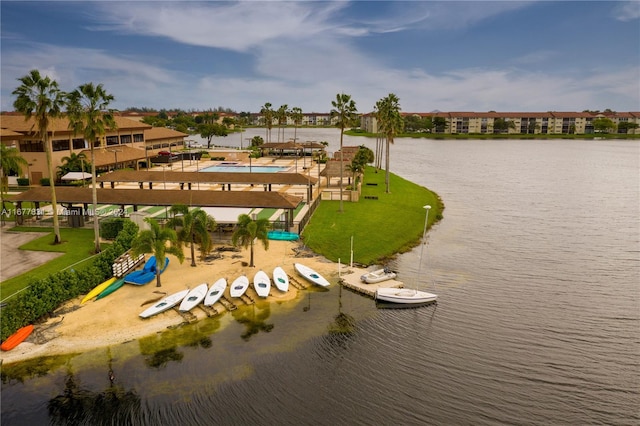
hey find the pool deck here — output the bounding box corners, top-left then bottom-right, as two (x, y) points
(338, 267), (405, 298)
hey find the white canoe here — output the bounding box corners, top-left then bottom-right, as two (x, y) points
(253, 270), (271, 298)
(229, 275), (250, 298)
(140, 289), (189, 319)
(204, 278), (227, 306)
(272, 266), (289, 292)
(179, 283), (208, 312)
(361, 268), (397, 284)
(294, 263), (330, 287)
(375, 287), (437, 304)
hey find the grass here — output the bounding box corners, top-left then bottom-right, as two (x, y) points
(0, 227), (108, 300)
(302, 166), (443, 265)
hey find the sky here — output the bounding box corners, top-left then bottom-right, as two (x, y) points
(1, 1), (639, 114)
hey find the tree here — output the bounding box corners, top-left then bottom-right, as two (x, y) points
(67, 82), (117, 254)
(168, 204), (216, 267)
(617, 121), (639, 134)
(493, 118), (516, 134)
(376, 93), (403, 193)
(290, 106), (303, 145)
(276, 104), (289, 142)
(0, 144), (28, 213)
(59, 152), (89, 174)
(593, 117), (616, 134)
(432, 117), (448, 133)
(231, 214), (270, 267)
(330, 93), (358, 212)
(12, 69), (66, 244)
(250, 135), (264, 147)
(260, 103), (274, 143)
(199, 123), (228, 148)
(130, 218), (184, 287)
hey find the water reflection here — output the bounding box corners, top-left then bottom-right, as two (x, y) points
(48, 349), (141, 426)
(232, 302), (274, 341)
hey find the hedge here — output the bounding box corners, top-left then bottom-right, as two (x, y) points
(100, 217), (126, 240)
(0, 220), (139, 341)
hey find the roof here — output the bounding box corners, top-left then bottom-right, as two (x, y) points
(144, 127), (189, 141)
(79, 145), (148, 167)
(61, 172), (92, 181)
(0, 114), (151, 134)
(96, 170), (318, 185)
(11, 187), (302, 209)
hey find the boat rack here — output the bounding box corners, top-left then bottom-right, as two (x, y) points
(112, 251), (145, 278)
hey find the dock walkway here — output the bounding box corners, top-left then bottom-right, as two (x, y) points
(338, 267), (404, 298)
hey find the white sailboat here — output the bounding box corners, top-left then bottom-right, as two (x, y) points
(375, 205), (438, 305)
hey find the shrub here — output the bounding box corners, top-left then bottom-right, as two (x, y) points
(17, 178), (30, 186)
(40, 178), (50, 186)
(100, 217), (126, 240)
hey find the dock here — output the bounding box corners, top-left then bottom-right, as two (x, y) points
(338, 267), (404, 298)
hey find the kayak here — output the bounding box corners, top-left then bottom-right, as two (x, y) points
(1, 324), (34, 351)
(272, 266), (289, 292)
(81, 277), (117, 304)
(140, 289), (190, 319)
(95, 278), (125, 300)
(204, 278), (227, 306)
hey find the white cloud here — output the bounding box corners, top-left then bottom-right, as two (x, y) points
(612, 1), (640, 21)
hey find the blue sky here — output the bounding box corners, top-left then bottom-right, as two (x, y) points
(1, 1), (639, 113)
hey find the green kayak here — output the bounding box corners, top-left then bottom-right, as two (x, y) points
(95, 278), (125, 300)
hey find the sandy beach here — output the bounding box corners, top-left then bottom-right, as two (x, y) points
(0, 240), (339, 365)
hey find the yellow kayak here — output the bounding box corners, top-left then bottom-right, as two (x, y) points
(81, 277), (116, 304)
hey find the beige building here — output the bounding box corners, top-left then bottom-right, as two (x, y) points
(0, 114), (188, 183)
(361, 111), (640, 135)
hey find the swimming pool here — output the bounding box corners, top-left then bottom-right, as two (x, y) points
(201, 165), (289, 173)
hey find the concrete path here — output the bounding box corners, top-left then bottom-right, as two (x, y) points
(0, 228), (62, 283)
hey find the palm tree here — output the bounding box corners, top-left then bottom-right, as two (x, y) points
(67, 83), (117, 254)
(260, 103), (274, 143)
(58, 152), (89, 177)
(130, 218), (184, 287)
(290, 107), (303, 146)
(330, 93), (358, 212)
(231, 214), (270, 267)
(376, 93), (403, 193)
(276, 104), (288, 142)
(12, 69), (66, 244)
(0, 144), (28, 213)
(168, 204), (216, 267)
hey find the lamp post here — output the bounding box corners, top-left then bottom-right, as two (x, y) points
(109, 149), (122, 171)
(416, 205), (431, 291)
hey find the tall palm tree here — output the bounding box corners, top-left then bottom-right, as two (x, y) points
(260, 103), (274, 143)
(330, 93), (358, 212)
(276, 104), (288, 142)
(168, 204), (216, 267)
(58, 152), (89, 176)
(231, 214), (270, 267)
(290, 106), (303, 145)
(376, 93), (403, 193)
(0, 144), (28, 216)
(67, 83), (117, 254)
(12, 69), (66, 243)
(130, 218), (184, 287)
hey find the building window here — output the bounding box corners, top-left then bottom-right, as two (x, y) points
(133, 133), (144, 142)
(19, 140), (44, 152)
(106, 136), (119, 146)
(120, 135), (132, 144)
(72, 138), (86, 150)
(52, 139), (69, 151)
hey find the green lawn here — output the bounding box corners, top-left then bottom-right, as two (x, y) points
(302, 166), (443, 265)
(0, 227), (107, 300)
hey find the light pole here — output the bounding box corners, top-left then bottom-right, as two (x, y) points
(416, 205), (431, 291)
(109, 149), (122, 171)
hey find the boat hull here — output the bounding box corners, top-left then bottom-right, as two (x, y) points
(95, 278), (125, 300)
(230, 275), (250, 298)
(267, 230), (299, 241)
(204, 278), (227, 306)
(253, 270), (271, 297)
(1, 325), (34, 351)
(179, 283), (208, 312)
(375, 288), (437, 304)
(81, 277), (117, 304)
(294, 263), (330, 287)
(272, 266), (289, 292)
(140, 289), (189, 318)
(360, 268), (397, 284)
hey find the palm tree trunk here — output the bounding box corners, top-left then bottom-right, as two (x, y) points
(190, 235), (196, 267)
(339, 129), (344, 213)
(385, 137), (391, 193)
(249, 241), (254, 267)
(45, 133), (61, 244)
(156, 271), (161, 287)
(91, 144), (101, 253)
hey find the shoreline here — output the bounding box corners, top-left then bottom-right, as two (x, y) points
(0, 240), (340, 365)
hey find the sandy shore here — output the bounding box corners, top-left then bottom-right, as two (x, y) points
(0, 240), (339, 365)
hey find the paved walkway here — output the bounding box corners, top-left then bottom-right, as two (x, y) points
(0, 228), (62, 284)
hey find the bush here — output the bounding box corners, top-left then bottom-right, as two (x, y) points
(17, 178), (30, 186)
(0, 220), (139, 341)
(40, 178), (50, 186)
(100, 217), (126, 240)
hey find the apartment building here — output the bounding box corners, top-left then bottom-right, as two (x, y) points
(361, 111), (640, 134)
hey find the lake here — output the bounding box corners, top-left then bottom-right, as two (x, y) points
(2, 130), (638, 425)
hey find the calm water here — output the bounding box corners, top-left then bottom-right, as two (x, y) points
(2, 131), (639, 425)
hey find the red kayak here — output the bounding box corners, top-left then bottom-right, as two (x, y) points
(1, 324), (34, 351)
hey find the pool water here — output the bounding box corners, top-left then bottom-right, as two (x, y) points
(202, 165), (289, 173)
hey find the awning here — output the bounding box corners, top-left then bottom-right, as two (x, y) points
(61, 172), (92, 181)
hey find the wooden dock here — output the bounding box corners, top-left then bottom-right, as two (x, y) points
(338, 267), (404, 298)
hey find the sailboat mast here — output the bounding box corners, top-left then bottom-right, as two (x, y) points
(415, 205), (431, 291)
